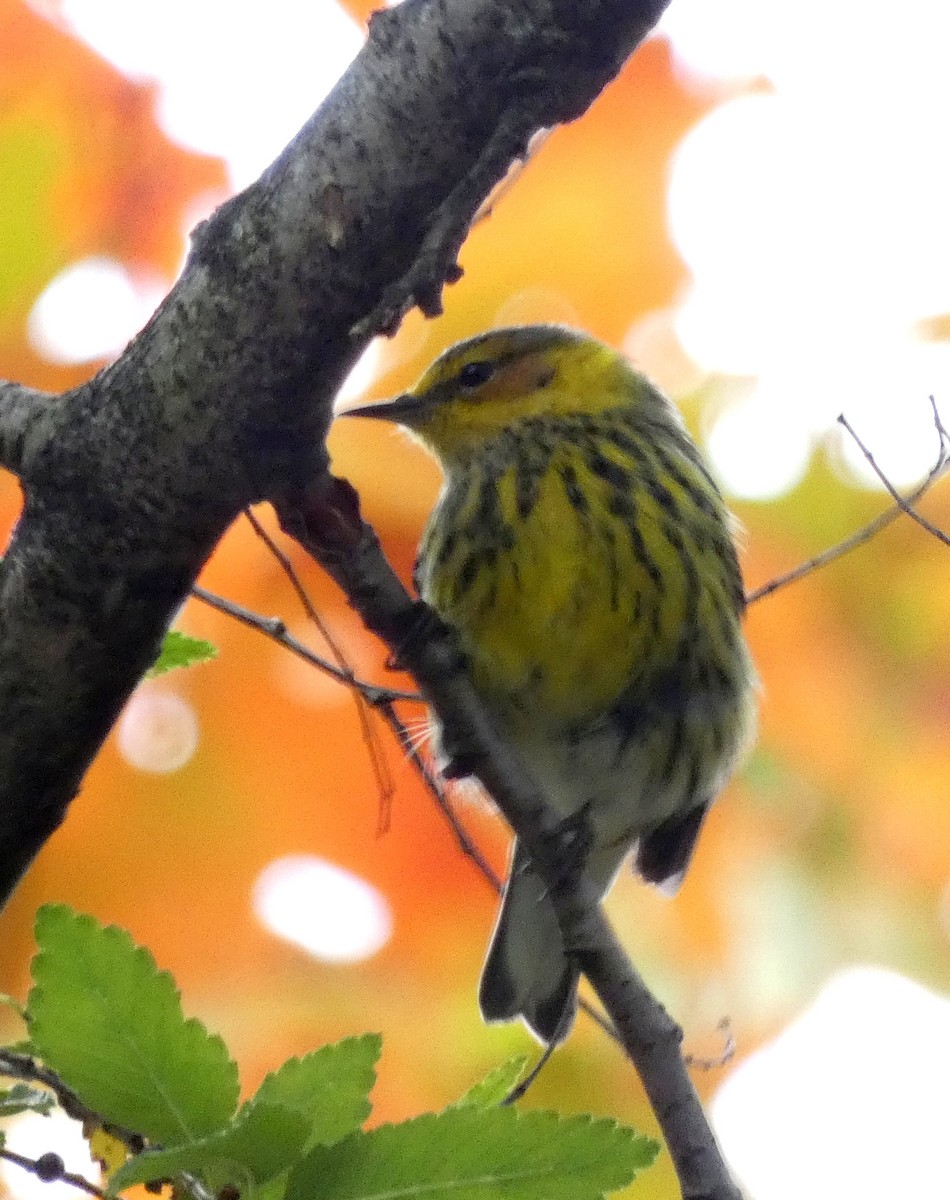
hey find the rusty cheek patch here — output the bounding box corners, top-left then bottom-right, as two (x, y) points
(485, 352), (557, 399)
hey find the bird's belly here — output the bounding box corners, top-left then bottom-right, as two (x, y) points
(513, 678), (748, 830)
(425, 469), (683, 728)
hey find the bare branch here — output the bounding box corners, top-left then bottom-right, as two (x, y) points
(837, 410), (950, 547)
(190, 585), (412, 704)
(747, 397), (950, 604)
(242, 506), (396, 810)
(0, 1148), (107, 1199)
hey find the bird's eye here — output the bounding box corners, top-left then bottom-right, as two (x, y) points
(457, 360), (495, 390)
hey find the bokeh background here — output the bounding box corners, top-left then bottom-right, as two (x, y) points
(3, 1), (950, 1197)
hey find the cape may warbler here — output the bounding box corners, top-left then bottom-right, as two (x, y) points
(347, 326), (756, 1043)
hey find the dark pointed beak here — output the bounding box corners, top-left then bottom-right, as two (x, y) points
(338, 393), (428, 424)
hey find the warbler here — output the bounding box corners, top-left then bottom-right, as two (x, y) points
(347, 325), (756, 1043)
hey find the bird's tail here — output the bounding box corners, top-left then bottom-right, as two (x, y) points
(478, 840), (579, 1044)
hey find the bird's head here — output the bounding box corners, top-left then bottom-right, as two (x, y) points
(341, 325), (673, 467)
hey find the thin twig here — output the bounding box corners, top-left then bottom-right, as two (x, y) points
(374, 698), (504, 891)
(837, 410), (950, 547)
(191, 579), (496, 864)
(0, 1148), (107, 1199)
(203, 528), (620, 1053)
(0, 1052), (102, 1131)
(747, 397), (950, 604)
(190, 586), (416, 704)
(0, 1053), (217, 1200)
(243, 508), (396, 829)
(236, 515), (526, 886)
(190, 581), (503, 882)
(683, 1017), (735, 1070)
(244, 509), (330, 631)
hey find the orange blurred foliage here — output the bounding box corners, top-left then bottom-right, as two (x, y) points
(337, 0), (377, 26)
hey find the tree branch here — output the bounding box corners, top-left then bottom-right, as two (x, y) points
(837, 409), (950, 547)
(747, 397), (950, 603)
(0, 382), (56, 477)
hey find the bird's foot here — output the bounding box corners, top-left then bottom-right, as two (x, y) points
(385, 600), (468, 674)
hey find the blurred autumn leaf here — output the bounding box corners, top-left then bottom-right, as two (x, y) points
(337, 0), (377, 26)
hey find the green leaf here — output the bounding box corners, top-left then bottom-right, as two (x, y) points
(286, 1107), (658, 1200)
(147, 630), (217, 677)
(251, 1036), (380, 1149)
(110, 1101), (310, 1194)
(244, 1174), (289, 1200)
(452, 1058), (530, 1109)
(0, 1084), (55, 1118)
(28, 905), (239, 1144)
(146, 1036), (383, 1200)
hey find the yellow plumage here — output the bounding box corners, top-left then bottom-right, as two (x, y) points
(346, 325), (756, 1043)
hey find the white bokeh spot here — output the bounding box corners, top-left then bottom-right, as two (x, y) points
(28, 258), (163, 365)
(117, 689), (199, 773)
(253, 854), (393, 963)
(706, 392), (812, 501)
(52, 0), (364, 187)
(662, 4), (950, 499)
(713, 966), (950, 1199)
